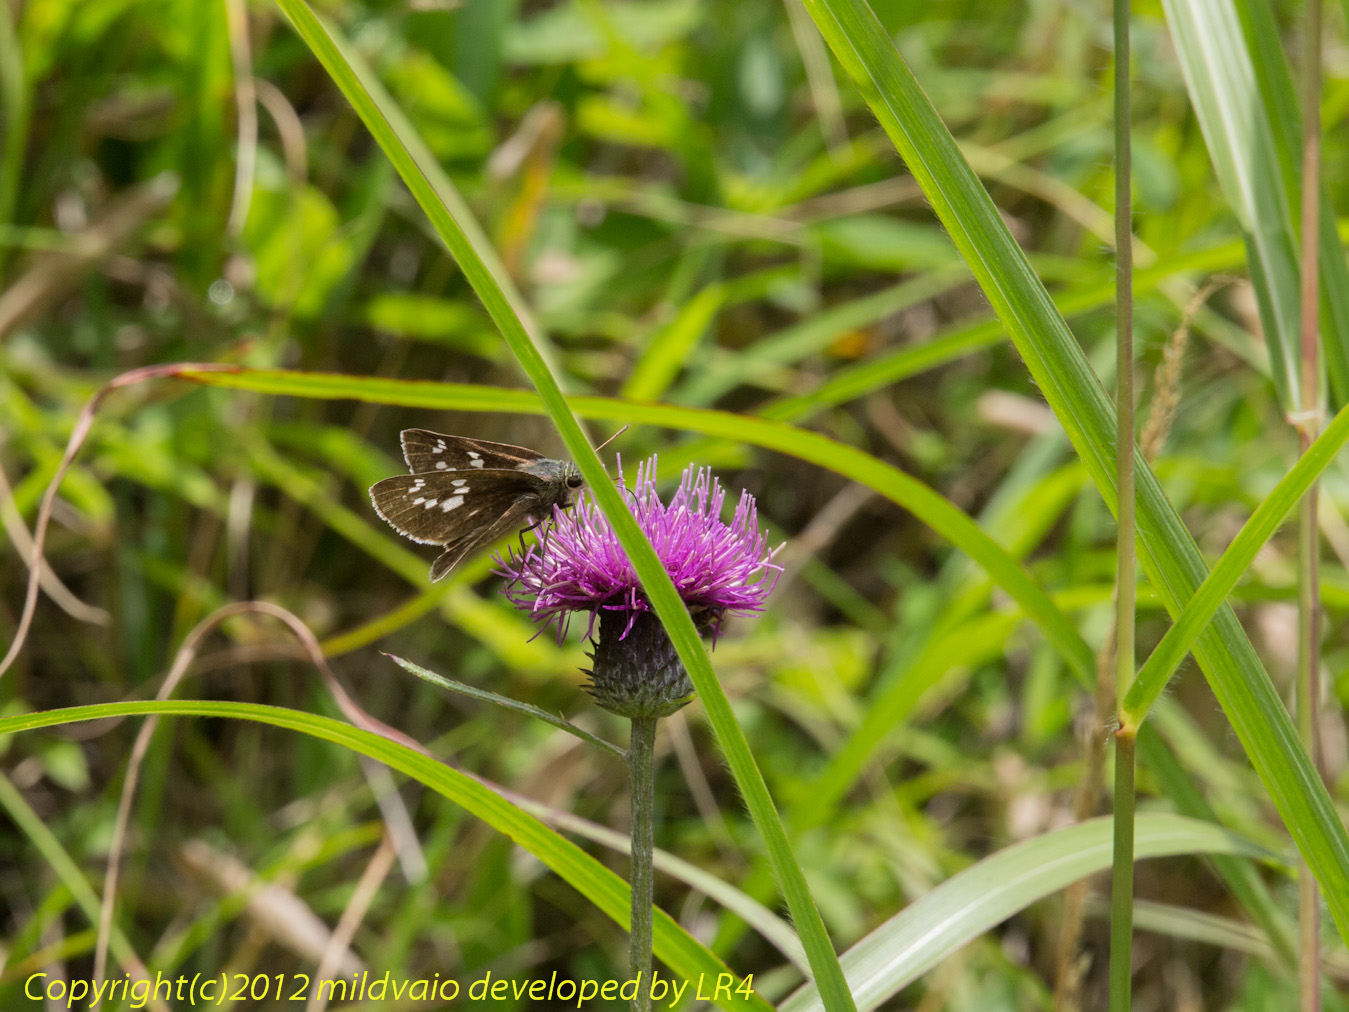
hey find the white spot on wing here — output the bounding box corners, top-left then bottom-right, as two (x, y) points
(435, 461), (448, 469)
(433, 441), (445, 453)
(441, 496), (464, 511)
(451, 478), (467, 487)
(470, 458), (485, 468)
(413, 497), (426, 505)
(424, 499), (438, 509)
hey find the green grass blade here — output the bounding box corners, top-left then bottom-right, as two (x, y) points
(183, 366), (1096, 686)
(799, 0), (1349, 944)
(1233, 0), (1349, 405)
(1161, 0), (1302, 409)
(0, 700), (772, 1012)
(271, 5), (856, 1006)
(779, 813), (1274, 1012)
(1124, 399), (1349, 723)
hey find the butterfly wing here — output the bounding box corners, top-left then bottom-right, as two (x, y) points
(369, 469), (545, 545)
(376, 432), (579, 581)
(429, 498), (538, 582)
(400, 430), (546, 475)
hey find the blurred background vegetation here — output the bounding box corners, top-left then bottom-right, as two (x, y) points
(2, 0), (1348, 1008)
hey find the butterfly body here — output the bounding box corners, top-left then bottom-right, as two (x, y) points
(370, 430), (583, 581)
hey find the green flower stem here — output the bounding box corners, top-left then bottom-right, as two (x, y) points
(1109, 727), (1137, 1012)
(627, 715), (658, 1012)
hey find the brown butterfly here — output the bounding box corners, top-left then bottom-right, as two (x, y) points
(370, 430), (583, 582)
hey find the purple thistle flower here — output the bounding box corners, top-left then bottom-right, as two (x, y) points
(497, 457), (781, 717)
(499, 457), (780, 637)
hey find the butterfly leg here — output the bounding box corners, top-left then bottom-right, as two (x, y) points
(514, 515), (546, 557)
(534, 521), (558, 563)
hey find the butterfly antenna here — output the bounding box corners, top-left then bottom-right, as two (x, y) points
(591, 425), (628, 455)
(592, 428), (628, 482)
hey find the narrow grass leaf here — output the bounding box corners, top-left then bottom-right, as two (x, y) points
(1162, 0), (1302, 409)
(1231, 0), (1349, 404)
(386, 653), (624, 758)
(780, 813), (1275, 1012)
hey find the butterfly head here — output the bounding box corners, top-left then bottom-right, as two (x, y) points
(517, 456), (585, 509)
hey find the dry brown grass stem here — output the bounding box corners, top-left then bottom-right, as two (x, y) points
(0, 457), (110, 626)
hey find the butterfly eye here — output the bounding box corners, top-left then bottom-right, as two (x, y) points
(567, 474), (584, 489)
